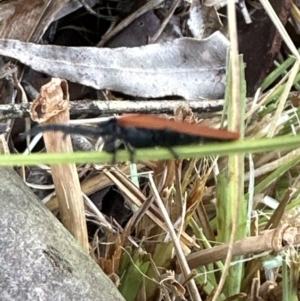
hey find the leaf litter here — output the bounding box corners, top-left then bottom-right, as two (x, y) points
(1, 1), (300, 301)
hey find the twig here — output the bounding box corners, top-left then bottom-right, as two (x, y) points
(0, 99), (225, 121)
(78, 0), (116, 20)
(149, 0), (181, 43)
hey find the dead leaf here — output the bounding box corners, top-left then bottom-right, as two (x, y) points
(0, 31), (229, 99)
(106, 11), (161, 48)
(0, 0), (70, 42)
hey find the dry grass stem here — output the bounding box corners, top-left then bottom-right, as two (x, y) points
(148, 175), (202, 301)
(104, 169), (198, 247)
(268, 61), (300, 137)
(244, 149), (300, 180)
(245, 72), (291, 120)
(264, 191), (293, 230)
(183, 224), (297, 270)
(30, 78), (89, 251)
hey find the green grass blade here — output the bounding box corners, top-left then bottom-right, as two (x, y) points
(3, 135), (300, 166)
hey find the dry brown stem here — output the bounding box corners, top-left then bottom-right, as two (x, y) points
(30, 78), (89, 251)
(182, 224), (297, 272)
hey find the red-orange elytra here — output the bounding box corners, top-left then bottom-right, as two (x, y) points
(117, 115), (239, 141)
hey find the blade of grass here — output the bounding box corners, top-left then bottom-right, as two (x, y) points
(263, 71), (300, 105)
(288, 249), (300, 301)
(189, 219), (225, 298)
(145, 242), (174, 300)
(118, 248), (151, 301)
(245, 155), (300, 197)
(268, 61), (300, 137)
(282, 253), (290, 301)
(214, 1), (246, 294)
(261, 53), (298, 92)
(2, 134), (300, 166)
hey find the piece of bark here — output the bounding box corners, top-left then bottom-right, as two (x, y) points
(0, 167), (125, 301)
(30, 78), (89, 251)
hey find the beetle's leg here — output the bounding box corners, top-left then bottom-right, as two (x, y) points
(168, 147), (179, 159)
(125, 143), (136, 162)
